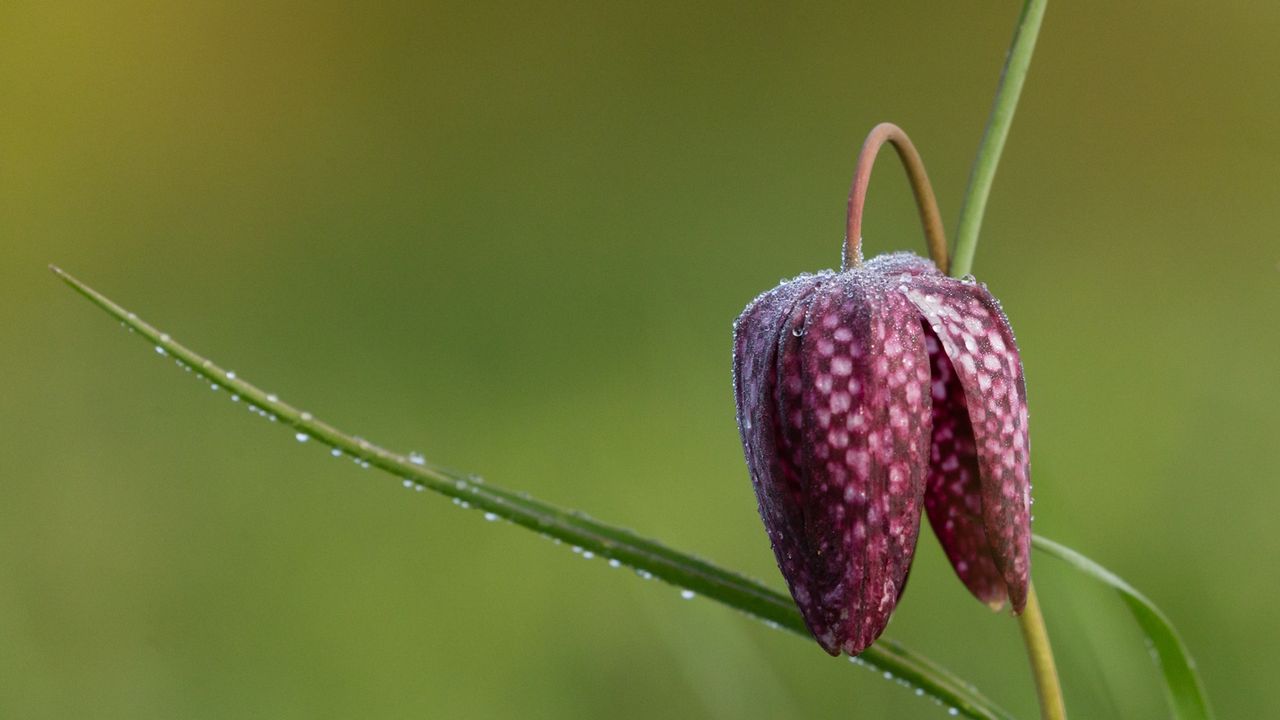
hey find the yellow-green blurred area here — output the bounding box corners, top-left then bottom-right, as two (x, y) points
(3, 1), (1277, 717)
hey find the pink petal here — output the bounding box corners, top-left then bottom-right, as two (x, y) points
(790, 275), (931, 654)
(921, 325), (1010, 609)
(901, 278), (1032, 612)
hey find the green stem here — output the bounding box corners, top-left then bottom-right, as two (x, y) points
(1018, 583), (1067, 720)
(950, 0), (1048, 278)
(51, 265), (1015, 720)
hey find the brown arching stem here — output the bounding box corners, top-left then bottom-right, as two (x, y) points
(843, 122), (949, 273)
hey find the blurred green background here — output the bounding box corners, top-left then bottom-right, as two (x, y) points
(3, 1), (1277, 717)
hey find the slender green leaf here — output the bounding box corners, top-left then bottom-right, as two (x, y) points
(52, 265), (1016, 720)
(1033, 535), (1213, 720)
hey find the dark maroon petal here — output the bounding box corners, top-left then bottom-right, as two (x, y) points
(900, 277), (1032, 612)
(732, 273), (827, 641)
(789, 275), (931, 655)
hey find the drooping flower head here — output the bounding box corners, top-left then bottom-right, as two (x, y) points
(732, 124), (1032, 656)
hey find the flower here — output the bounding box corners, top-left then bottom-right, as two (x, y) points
(732, 251), (1031, 656)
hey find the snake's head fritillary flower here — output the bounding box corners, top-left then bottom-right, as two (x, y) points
(732, 251), (1031, 656)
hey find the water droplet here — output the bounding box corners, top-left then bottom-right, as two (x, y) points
(571, 546), (583, 554)
(159, 333), (170, 342)
(948, 709), (959, 717)
(484, 512), (498, 522)
(266, 394), (278, 403)
(295, 432), (309, 443)
(608, 559), (621, 568)
(154, 346), (167, 356)
(210, 383), (219, 391)
(582, 551), (594, 560)
(300, 412), (313, 421)
(330, 448), (342, 457)
(225, 370), (236, 380)
(230, 394), (240, 402)
(403, 480), (414, 489)
(680, 589), (695, 600)
(408, 452), (426, 466)
(961, 274), (977, 284)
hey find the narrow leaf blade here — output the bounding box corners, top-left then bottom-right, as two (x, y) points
(52, 265), (1016, 720)
(1033, 534), (1213, 720)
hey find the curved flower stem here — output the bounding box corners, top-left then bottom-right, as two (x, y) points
(51, 265), (1017, 720)
(843, 122), (949, 273)
(950, 0), (1048, 278)
(1018, 583), (1067, 720)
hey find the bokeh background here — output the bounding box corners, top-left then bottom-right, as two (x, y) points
(3, 1), (1277, 717)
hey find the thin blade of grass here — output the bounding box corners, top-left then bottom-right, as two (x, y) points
(52, 265), (1016, 720)
(1033, 535), (1213, 720)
